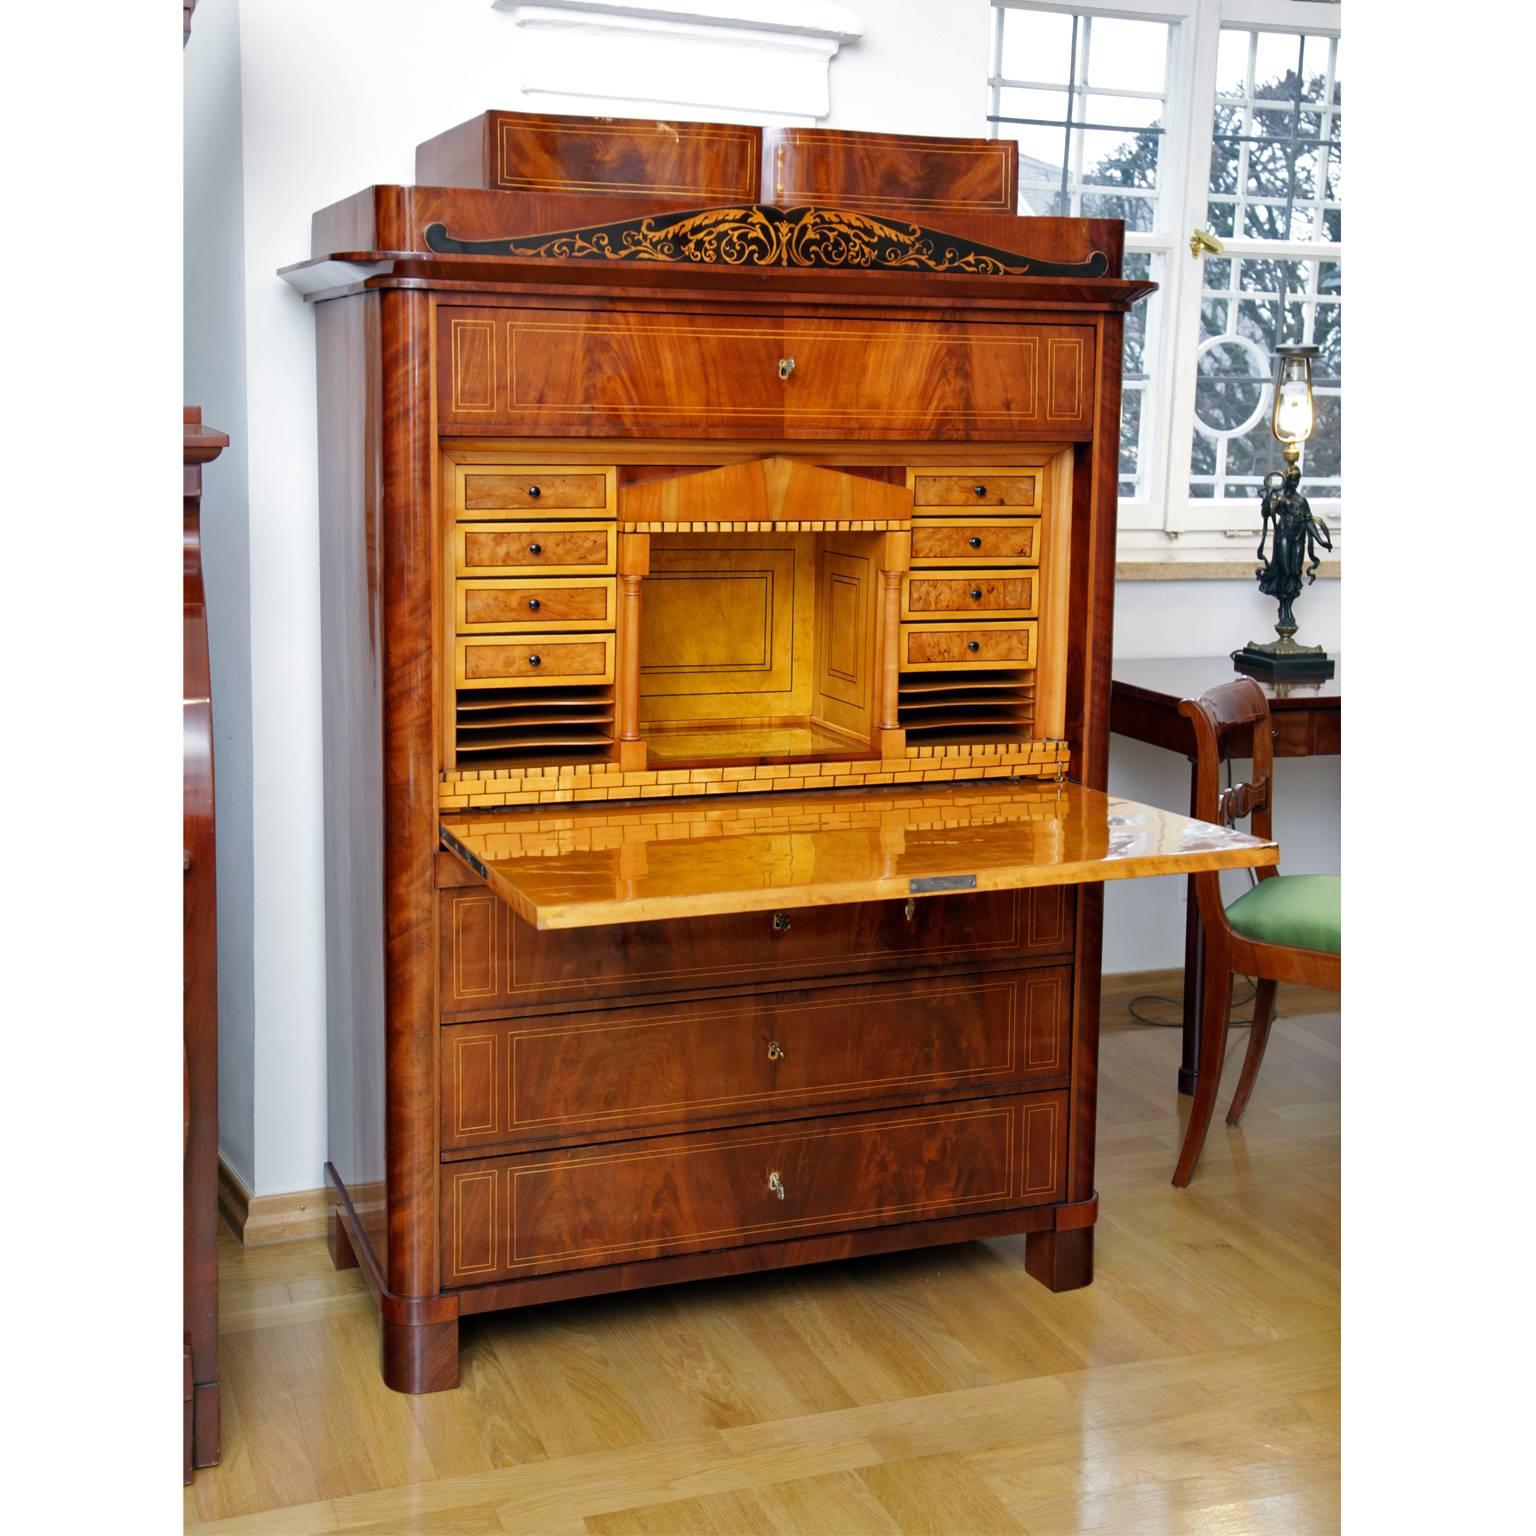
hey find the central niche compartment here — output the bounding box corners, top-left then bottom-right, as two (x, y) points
(639, 528), (882, 764)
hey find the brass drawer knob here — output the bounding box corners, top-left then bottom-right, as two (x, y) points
(527, 484), (541, 498)
(529, 542), (543, 555)
(527, 597), (541, 611)
(969, 587), (983, 600)
(778, 357), (796, 380)
(527, 654), (542, 667)
(968, 536), (982, 548)
(768, 1171), (786, 1200)
(772, 911), (791, 933)
(767, 1040), (785, 1061)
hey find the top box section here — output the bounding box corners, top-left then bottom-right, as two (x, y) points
(415, 111), (1020, 216)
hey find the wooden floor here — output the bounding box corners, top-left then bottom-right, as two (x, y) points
(184, 977), (1340, 1535)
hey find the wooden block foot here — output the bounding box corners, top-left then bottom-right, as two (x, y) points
(328, 1207), (359, 1271)
(381, 1316), (460, 1394)
(1024, 1225), (1093, 1292)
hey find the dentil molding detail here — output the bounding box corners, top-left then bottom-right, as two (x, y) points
(493, 0), (866, 122)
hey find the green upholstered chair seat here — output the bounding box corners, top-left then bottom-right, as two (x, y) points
(1225, 873), (1340, 954)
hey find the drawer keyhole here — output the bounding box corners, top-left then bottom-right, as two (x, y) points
(768, 1171), (786, 1200)
(967, 640), (980, 652)
(527, 485), (541, 499)
(527, 654), (542, 667)
(529, 542), (543, 555)
(968, 536), (982, 549)
(969, 587), (983, 600)
(772, 911), (792, 933)
(778, 357), (796, 380)
(527, 597), (541, 611)
(767, 1040), (785, 1061)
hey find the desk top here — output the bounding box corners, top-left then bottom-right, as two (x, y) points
(1112, 654), (1341, 710)
(441, 780), (1276, 930)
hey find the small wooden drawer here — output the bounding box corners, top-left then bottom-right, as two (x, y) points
(900, 621), (1037, 671)
(912, 472), (1041, 510)
(441, 966), (1071, 1153)
(910, 518), (1041, 567)
(456, 577), (617, 634)
(454, 466), (615, 519)
(439, 886), (1077, 1015)
(454, 522), (617, 578)
(455, 632), (616, 689)
(440, 1091), (1069, 1284)
(901, 570), (1038, 622)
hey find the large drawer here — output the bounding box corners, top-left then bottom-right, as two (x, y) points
(438, 883), (1077, 1014)
(441, 966), (1070, 1153)
(438, 306), (1096, 438)
(440, 1091), (1068, 1285)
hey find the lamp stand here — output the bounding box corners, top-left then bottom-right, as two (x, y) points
(1234, 448), (1334, 681)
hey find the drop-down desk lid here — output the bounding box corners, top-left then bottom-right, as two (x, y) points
(439, 779), (1276, 931)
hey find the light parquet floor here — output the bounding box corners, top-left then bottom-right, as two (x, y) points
(184, 978), (1340, 1536)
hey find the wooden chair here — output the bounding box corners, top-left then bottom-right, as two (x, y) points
(1172, 678), (1340, 1187)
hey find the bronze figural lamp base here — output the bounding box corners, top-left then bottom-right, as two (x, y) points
(1234, 458), (1334, 681)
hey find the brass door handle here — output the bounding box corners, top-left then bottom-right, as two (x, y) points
(768, 1171), (785, 1200)
(767, 1040), (785, 1061)
(778, 357), (796, 380)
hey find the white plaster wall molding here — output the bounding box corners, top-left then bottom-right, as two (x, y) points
(493, 0), (865, 122)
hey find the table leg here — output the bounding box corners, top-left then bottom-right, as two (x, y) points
(1178, 755), (1202, 1097)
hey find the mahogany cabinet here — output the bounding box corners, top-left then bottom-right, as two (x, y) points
(284, 111), (1275, 1392)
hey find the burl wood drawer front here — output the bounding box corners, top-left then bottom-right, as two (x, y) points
(901, 571), (1039, 622)
(454, 522), (617, 578)
(910, 519), (1041, 567)
(439, 886), (1077, 1014)
(438, 308), (1095, 437)
(900, 621), (1037, 671)
(912, 473), (1041, 509)
(440, 1092), (1069, 1284)
(442, 966), (1070, 1153)
(455, 633), (616, 689)
(456, 577), (617, 633)
(457, 469), (613, 517)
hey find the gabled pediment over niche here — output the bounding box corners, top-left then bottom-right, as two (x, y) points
(619, 457), (911, 531)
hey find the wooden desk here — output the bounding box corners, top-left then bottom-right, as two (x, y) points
(1110, 655), (1340, 1095)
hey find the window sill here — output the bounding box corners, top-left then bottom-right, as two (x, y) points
(1115, 555), (1341, 582)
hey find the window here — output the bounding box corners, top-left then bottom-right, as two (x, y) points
(989, 0), (1342, 549)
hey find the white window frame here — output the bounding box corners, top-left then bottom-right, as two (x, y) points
(990, 0), (1341, 552)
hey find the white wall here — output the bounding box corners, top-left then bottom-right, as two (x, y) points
(187, 0), (1338, 1195)
(183, 0), (257, 1188)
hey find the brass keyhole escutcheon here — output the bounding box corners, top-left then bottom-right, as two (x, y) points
(904, 898), (916, 922)
(772, 911), (791, 933)
(768, 1040), (785, 1061)
(768, 1171), (785, 1200)
(778, 356), (796, 380)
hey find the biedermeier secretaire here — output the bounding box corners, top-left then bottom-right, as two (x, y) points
(281, 111), (1275, 1393)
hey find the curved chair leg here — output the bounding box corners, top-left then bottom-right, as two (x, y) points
(1226, 978), (1278, 1127)
(1173, 950), (1233, 1187)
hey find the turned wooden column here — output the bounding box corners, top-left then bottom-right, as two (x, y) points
(616, 532), (650, 771)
